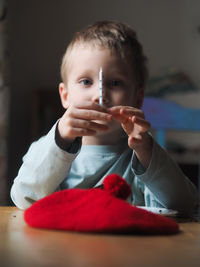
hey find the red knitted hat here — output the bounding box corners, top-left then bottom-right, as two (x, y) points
(24, 174), (179, 235)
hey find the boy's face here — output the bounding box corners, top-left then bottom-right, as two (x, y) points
(61, 44), (143, 109)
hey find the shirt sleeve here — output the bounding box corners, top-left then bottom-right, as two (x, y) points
(10, 123), (80, 210)
(131, 139), (198, 216)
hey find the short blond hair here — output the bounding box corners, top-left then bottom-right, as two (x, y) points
(61, 20), (148, 90)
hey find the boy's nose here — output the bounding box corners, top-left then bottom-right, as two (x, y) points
(92, 92), (101, 105)
(92, 93), (100, 104)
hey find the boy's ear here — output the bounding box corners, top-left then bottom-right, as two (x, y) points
(136, 89), (144, 108)
(59, 82), (69, 109)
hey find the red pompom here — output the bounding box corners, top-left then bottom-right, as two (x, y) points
(103, 174), (131, 200)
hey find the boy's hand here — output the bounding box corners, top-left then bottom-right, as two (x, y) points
(108, 106), (152, 168)
(108, 106), (151, 148)
(58, 101), (112, 144)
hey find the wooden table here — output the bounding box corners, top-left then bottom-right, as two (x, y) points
(0, 207), (200, 267)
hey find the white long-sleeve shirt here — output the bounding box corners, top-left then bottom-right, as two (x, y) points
(10, 123), (198, 215)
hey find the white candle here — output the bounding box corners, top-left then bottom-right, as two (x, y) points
(99, 67), (103, 106)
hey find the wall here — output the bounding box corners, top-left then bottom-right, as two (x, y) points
(6, 0), (200, 202)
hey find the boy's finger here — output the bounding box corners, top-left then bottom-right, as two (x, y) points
(107, 106), (125, 113)
(120, 108), (144, 118)
(108, 106), (140, 112)
(132, 116), (151, 131)
(70, 108), (112, 121)
(108, 106), (144, 118)
(71, 127), (97, 137)
(69, 118), (109, 132)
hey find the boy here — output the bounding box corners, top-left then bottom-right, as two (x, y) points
(11, 21), (198, 214)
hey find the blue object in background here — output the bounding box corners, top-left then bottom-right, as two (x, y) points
(143, 97), (200, 148)
(143, 97), (200, 193)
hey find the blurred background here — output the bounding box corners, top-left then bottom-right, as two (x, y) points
(0, 0), (200, 205)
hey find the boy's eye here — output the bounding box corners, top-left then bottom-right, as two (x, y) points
(79, 79), (92, 86)
(111, 80), (121, 86)
(109, 80), (123, 88)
